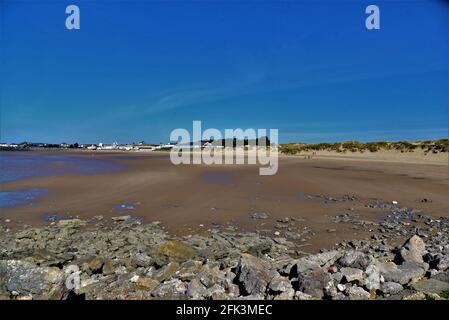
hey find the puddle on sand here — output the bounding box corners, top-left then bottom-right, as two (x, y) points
(202, 172), (235, 185)
(113, 203), (137, 210)
(41, 212), (60, 222)
(0, 188), (48, 208)
(296, 193), (321, 201)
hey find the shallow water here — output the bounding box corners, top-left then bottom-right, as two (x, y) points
(0, 188), (48, 208)
(0, 152), (123, 183)
(202, 171), (235, 185)
(0, 152), (123, 208)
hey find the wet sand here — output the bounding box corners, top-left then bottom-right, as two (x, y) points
(1, 151), (448, 251)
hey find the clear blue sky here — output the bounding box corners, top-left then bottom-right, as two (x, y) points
(0, 0), (448, 144)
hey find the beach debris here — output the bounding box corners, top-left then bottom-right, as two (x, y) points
(392, 200), (398, 205)
(111, 215), (131, 221)
(249, 212), (270, 220)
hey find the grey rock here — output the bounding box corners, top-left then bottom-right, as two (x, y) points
(435, 254), (449, 271)
(151, 279), (187, 298)
(249, 212), (269, 220)
(395, 235), (426, 264)
(364, 264), (380, 291)
(345, 285), (371, 300)
(381, 261), (426, 285)
(337, 251), (374, 269)
(431, 269), (449, 283)
(411, 278), (449, 294)
(268, 274), (292, 293)
(186, 278), (208, 299)
(304, 250), (343, 267)
(380, 282), (403, 295)
(0, 260), (64, 298)
(296, 268), (333, 299)
(340, 267), (363, 283)
(134, 253), (153, 267)
(236, 254), (271, 296)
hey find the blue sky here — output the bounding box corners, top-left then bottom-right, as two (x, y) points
(0, 0), (448, 144)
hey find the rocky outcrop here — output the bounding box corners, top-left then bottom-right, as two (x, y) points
(0, 207), (449, 300)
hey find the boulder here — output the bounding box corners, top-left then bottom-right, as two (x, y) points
(395, 235), (426, 264)
(381, 261), (426, 285)
(379, 282), (403, 295)
(186, 278), (208, 299)
(151, 279), (187, 298)
(57, 219), (86, 228)
(268, 274), (292, 293)
(134, 253), (153, 267)
(304, 250), (343, 267)
(364, 264), (380, 291)
(235, 254), (271, 296)
(337, 251), (374, 269)
(0, 260), (64, 299)
(136, 277), (160, 292)
(87, 256), (104, 274)
(156, 240), (196, 263)
(345, 286), (370, 300)
(149, 262), (180, 282)
(435, 254), (449, 271)
(411, 278), (449, 295)
(340, 267), (363, 283)
(296, 268), (333, 299)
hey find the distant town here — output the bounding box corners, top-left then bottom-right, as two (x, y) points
(0, 137), (273, 152)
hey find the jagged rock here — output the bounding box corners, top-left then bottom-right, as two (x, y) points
(248, 241), (272, 258)
(337, 251), (374, 269)
(295, 268), (333, 299)
(87, 256), (104, 274)
(396, 235), (426, 264)
(304, 250), (343, 267)
(381, 261), (427, 285)
(411, 278), (449, 294)
(57, 219), (86, 228)
(345, 285), (370, 300)
(235, 254), (271, 296)
(196, 265), (225, 288)
(111, 215), (131, 222)
(435, 254), (449, 271)
(0, 260), (64, 299)
(340, 267), (363, 283)
(186, 278), (208, 299)
(402, 291), (426, 300)
(273, 287), (295, 300)
(249, 212), (269, 220)
(431, 269), (449, 283)
(149, 262), (180, 282)
(364, 264), (380, 291)
(136, 277), (160, 291)
(156, 240), (196, 263)
(268, 274), (292, 293)
(102, 260), (115, 275)
(294, 291), (317, 300)
(151, 279), (187, 298)
(134, 253), (153, 267)
(379, 282), (403, 295)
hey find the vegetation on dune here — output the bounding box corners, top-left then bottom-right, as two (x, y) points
(279, 139), (449, 155)
(441, 289), (449, 299)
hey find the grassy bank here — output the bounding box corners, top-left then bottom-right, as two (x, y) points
(279, 139), (449, 155)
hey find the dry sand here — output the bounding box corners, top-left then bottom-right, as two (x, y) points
(1, 150), (448, 251)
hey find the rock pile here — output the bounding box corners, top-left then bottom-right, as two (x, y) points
(0, 209), (448, 300)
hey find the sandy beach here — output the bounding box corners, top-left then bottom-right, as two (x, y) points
(1, 150), (448, 252)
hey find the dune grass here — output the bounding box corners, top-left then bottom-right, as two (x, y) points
(279, 139), (449, 155)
